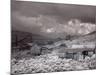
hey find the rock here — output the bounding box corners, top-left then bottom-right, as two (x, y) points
(85, 56), (91, 61)
(88, 51), (94, 57)
(91, 54), (96, 59)
(30, 44), (41, 55)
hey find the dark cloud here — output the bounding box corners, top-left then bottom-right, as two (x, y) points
(11, 1), (95, 22)
(11, 1), (96, 39)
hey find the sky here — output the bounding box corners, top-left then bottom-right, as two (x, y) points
(11, 0), (96, 39)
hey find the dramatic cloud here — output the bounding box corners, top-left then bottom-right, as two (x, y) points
(11, 0), (96, 39)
